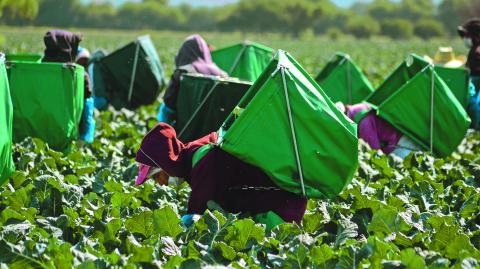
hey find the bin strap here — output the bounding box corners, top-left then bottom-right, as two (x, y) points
(430, 65), (435, 153)
(280, 66), (306, 197)
(128, 41), (141, 103)
(178, 81), (220, 139)
(346, 59), (352, 105)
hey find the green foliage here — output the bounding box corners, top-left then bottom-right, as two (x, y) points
(438, 0), (480, 36)
(414, 19), (446, 39)
(217, 0), (285, 33)
(346, 16), (381, 38)
(116, 2), (185, 30)
(0, 29), (479, 267)
(368, 0), (398, 22)
(0, 0), (38, 20)
(0, 0), (469, 39)
(381, 19), (414, 39)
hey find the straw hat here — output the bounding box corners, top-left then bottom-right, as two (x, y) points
(433, 47), (465, 68)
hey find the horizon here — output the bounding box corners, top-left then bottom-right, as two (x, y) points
(81, 0), (382, 8)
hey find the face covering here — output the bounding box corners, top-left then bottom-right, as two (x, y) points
(464, 38), (473, 48)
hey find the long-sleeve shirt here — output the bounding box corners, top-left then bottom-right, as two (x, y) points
(346, 103), (402, 154)
(467, 45), (480, 77)
(136, 123), (307, 224)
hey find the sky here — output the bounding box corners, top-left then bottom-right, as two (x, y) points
(81, 0), (380, 8)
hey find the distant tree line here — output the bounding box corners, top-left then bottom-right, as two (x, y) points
(1, 0), (479, 39)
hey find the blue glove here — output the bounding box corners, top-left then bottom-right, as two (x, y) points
(181, 214), (195, 227)
(467, 78), (480, 129)
(157, 103), (176, 124)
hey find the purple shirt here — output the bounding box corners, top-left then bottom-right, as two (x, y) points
(347, 104), (401, 154)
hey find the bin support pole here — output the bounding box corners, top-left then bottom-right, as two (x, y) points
(128, 41), (141, 103)
(430, 66), (435, 153)
(280, 66), (306, 197)
(178, 81), (220, 139)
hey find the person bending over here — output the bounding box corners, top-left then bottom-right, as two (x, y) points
(157, 34), (227, 124)
(134, 123), (307, 230)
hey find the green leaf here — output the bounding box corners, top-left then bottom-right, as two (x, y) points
(400, 248), (426, 269)
(104, 180), (123, 193)
(367, 208), (411, 236)
(429, 220), (477, 259)
(163, 255), (186, 269)
(444, 234), (479, 260)
(459, 193), (480, 219)
(311, 244), (335, 266)
(335, 219), (358, 248)
(104, 219), (122, 244)
(212, 241), (237, 261)
(302, 212), (324, 234)
(126, 235), (154, 263)
(10, 171), (27, 189)
(152, 206), (182, 238)
(224, 219), (265, 251)
(125, 211), (153, 237)
(48, 241), (74, 269)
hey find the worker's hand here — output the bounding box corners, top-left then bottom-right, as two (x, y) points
(153, 170), (169, 186)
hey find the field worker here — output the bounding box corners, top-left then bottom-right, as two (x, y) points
(76, 47), (90, 69)
(157, 34), (227, 124)
(458, 18), (480, 128)
(134, 123), (307, 230)
(340, 103), (422, 158)
(76, 47), (96, 143)
(42, 30), (95, 143)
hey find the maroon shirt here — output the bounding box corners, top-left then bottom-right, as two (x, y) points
(136, 123), (307, 224)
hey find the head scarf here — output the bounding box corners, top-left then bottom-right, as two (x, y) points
(175, 34), (225, 76)
(76, 46), (91, 62)
(43, 30), (82, 63)
(136, 123), (217, 179)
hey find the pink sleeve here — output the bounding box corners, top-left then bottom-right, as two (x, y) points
(376, 118), (402, 154)
(357, 113), (382, 150)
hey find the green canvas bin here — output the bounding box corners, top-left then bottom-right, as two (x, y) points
(100, 35), (166, 110)
(315, 52), (374, 105)
(6, 54), (42, 63)
(89, 50), (108, 100)
(211, 41), (274, 82)
(0, 55), (14, 185)
(433, 66), (470, 109)
(218, 50), (358, 199)
(367, 54), (470, 157)
(176, 74), (251, 142)
(6, 61), (84, 151)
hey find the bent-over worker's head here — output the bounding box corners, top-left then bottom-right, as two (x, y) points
(76, 47), (91, 69)
(43, 29), (82, 63)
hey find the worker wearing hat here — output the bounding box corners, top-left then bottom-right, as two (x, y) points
(458, 18), (480, 86)
(459, 18), (480, 128)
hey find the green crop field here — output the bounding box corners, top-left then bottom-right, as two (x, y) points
(1, 27), (480, 268)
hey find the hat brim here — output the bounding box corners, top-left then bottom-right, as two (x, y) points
(444, 60), (464, 69)
(458, 26), (468, 37)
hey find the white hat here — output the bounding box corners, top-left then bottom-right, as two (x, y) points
(76, 47), (91, 61)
